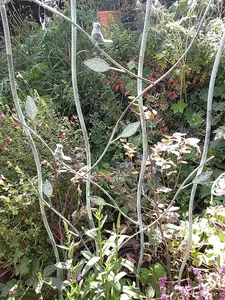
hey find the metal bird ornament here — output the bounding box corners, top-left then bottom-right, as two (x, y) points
(54, 144), (71, 162)
(91, 22), (113, 45)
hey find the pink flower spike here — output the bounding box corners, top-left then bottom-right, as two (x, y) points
(216, 188), (225, 196)
(0, 113), (4, 119)
(8, 286), (16, 295)
(6, 137), (12, 143)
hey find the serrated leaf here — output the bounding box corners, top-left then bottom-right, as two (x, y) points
(119, 122), (140, 139)
(43, 264), (56, 277)
(25, 95), (37, 120)
(89, 196), (106, 206)
(43, 179), (53, 198)
(15, 256), (30, 276)
(171, 99), (187, 114)
(84, 58), (110, 73)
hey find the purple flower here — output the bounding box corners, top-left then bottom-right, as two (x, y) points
(212, 257), (218, 267)
(187, 279), (192, 289)
(174, 285), (190, 300)
(161, 294), (168, 300)
(197, 293), (204, 300)
(188, 266), (200, 276)
(159, 277), (167, 287)
(198, 283), (204, 291)
(76, 272), (82, 283)
(220, 264), (225, 277)
(220, 290), (225, 300)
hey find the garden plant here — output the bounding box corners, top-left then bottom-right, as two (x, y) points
(1, 0), (225, 299)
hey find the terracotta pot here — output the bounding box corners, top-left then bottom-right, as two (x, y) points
(97, 10), (121, 26)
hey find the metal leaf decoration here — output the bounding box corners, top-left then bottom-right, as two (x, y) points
(43, 179), (53, 198)
(119, 122), (140, 138)
(89, 196), (106, 206)
(83, 58), (111, 73)
(192, 171), (213, 185)
(25, 95), (37, 120)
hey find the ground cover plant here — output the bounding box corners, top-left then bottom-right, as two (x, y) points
(1, 0), (225, 299)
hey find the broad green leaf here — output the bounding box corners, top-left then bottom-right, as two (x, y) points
(89, 196), (106, 206)
(171, 99), (187, 114)
(15, 256), (30, 276)
(153, 263), (167, 279)
(200, 182), (212, 198)
(210, 139), (225, 150)
(43, 179), (53, 198)
(43, 264), (56, 277)
(25, 95), (37, 120)
(84, 58), (110, 73)
(127, 60), (137, 71)
(119, 122), (140, 139)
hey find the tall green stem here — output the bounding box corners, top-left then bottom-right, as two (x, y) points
(178, 26), (225, 285)
(136, 0), (152, 282)
(0, 4), (62, 279)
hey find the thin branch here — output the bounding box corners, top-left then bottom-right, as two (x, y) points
(178, 26), (225, 285)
